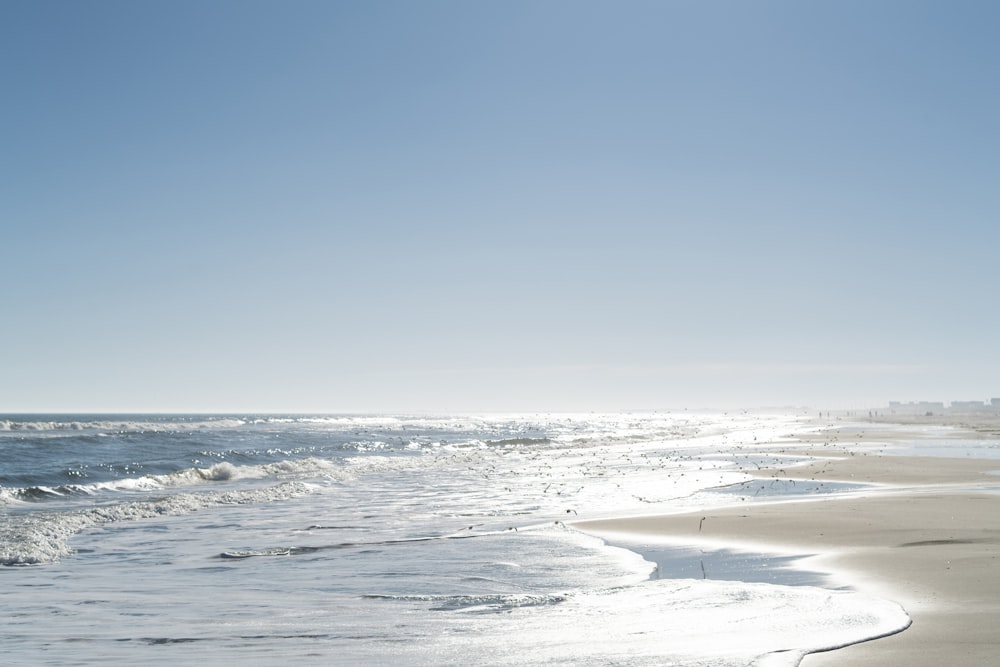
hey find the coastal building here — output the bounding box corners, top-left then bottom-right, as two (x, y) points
(950, 401), (991, 412)
(887, 399), (1000, 414)
(888, 401), (946, 415)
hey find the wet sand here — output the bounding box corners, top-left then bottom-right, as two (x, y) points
(575, 424), (1000, 665)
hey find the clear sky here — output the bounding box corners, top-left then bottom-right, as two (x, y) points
(3, 1), (999, 413)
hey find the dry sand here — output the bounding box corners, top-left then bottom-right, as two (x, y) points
(574, 421), (1000, 666)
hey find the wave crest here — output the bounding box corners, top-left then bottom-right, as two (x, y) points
(0, 418), (247, 434)
(1, 457), (342, 506)
(0, 482), (313, 566)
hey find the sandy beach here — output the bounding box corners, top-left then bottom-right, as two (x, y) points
(575, 419), (1000, 666)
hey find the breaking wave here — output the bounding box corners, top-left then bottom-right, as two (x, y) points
(0, 481), (313, 566)
(0, 457), (342, 506)
(0, 417), (248, 434)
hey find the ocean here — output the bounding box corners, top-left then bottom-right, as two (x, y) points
(1, 413), (909, 666)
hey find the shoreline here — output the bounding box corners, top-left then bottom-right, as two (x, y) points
(574, 426), (1000, 666)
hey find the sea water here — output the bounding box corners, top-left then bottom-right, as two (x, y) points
(1, 413), (909, 666)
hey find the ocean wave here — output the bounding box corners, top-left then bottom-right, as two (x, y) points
(0, 457), (345, 506)
(0, 417), (248, 434)
(0, 449), (466, 512)
(485, 437), (552, 447)
(0, 482), (313, 566)
(361, 592), (569, 613)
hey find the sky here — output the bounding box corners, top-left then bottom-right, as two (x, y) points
(3, 0), (999, 413)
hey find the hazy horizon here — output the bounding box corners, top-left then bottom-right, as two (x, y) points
(5, 2), (999, 413)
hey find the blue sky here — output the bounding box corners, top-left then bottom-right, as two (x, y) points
(3, 1), (999, 412)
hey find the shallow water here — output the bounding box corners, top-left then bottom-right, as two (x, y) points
(1, 413), (910, 665)
(881, 438), (1000, 459)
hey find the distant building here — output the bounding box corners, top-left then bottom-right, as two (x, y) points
(888, 399), (1000, 414)
(950, 401), (989, 412)
(888, 401), (946, 414)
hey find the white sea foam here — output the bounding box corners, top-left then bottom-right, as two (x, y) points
(381, 578), (910, 666)
(0, 417), (248, 433)
(151, 458), (336, 486)
(1, 457), (345, 506)
(0, 481), (313, 566)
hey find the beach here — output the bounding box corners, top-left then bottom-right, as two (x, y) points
(3, 412), (994, 665)
(575, 418), (1000, 665)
